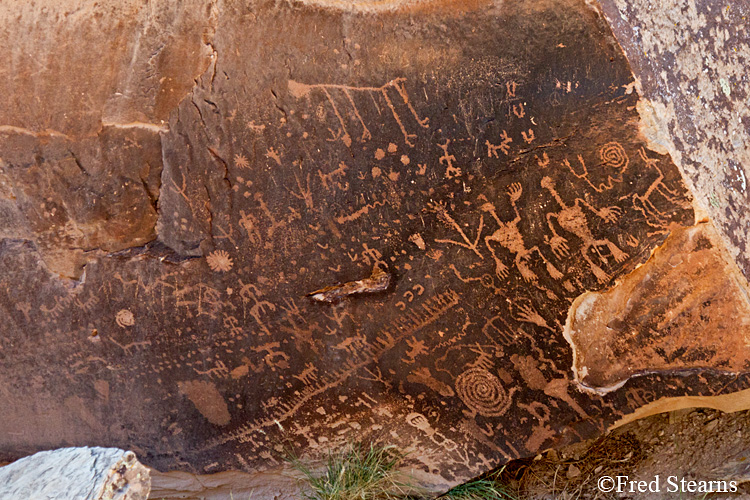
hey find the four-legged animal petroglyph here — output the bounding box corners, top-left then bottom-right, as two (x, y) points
(486, 131), (513, 158)
(482, 183), (563, 283)
(238, 281), (276, 336)
(629, 148), (692, 228)
(288, 78), (429, 147)
(540, 176), (628, 283)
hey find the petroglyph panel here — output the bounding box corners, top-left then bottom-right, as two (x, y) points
(1, 0), (748, 494)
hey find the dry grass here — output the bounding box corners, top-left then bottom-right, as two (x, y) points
(494, 432), (647, 499)
(287, 442), (523, 500)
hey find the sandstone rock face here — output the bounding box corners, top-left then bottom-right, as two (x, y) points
(1, 0), (749, 495)
(0, 447), (150, 500)
(565, 222), (750, 393)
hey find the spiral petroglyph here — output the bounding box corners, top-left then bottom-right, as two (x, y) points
(115, 309), (135, 328)
(599, 142), (629, 172)
(455, 368), (513, 417)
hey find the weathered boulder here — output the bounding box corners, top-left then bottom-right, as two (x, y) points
(1, 0), (749, 496)
(597, 0), (750, 280)
(0, 447), (150, 500)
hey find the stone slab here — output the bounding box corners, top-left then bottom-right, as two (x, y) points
(0, 447), (150, 500)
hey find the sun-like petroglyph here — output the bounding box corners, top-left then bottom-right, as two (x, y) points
(206, 250), (234, 272)
(287, 77), (429, 147)
(234, 153), (250, 169)
(115, 309), (135, 328)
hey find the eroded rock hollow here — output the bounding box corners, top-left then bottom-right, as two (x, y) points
(1, 0), (749, 496)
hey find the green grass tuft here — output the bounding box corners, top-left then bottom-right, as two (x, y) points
(439, 468), (518, 500)
(287, 442), (418, 500)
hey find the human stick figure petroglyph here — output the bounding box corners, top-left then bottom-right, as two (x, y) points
(438, 139), (462, 178)
(481, 183), (563, 283)
(287, 77), (429, 147)
(540, 176), (627, 283)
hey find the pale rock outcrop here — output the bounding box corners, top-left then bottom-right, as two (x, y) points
(0, 447), (150, 500)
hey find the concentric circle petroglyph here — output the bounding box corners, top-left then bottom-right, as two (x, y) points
(455, 367), (512, 417)
(599, 142), (628, 172)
